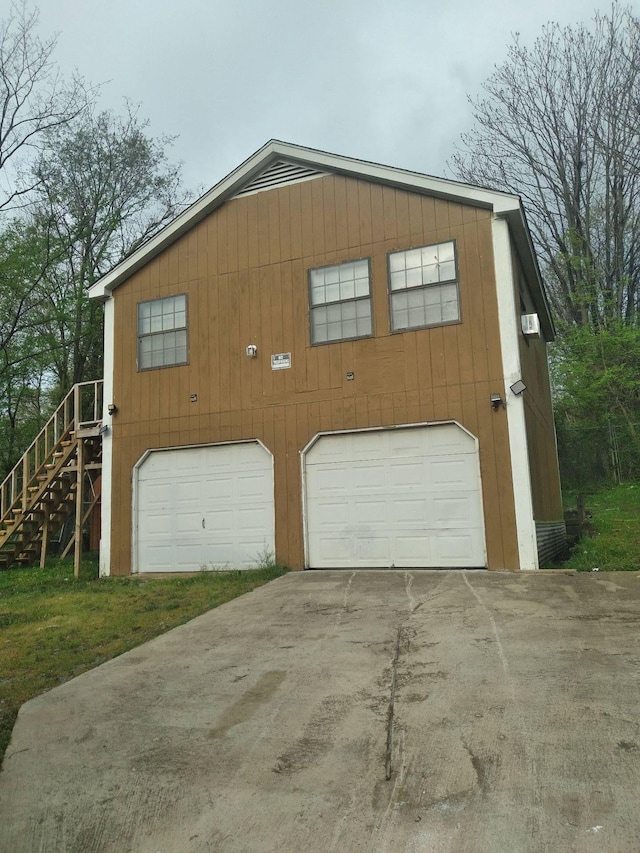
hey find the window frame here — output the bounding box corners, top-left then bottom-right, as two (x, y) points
(308, 257), (374, 346)
(387, 240), (461, 333)
(137, 293), (189, 372)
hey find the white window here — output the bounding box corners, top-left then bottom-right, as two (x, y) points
(388, 241), (460, 331)
(138, 294), (188, 370)
(309, 259), (372, 344)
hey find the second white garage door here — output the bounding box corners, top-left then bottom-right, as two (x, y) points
(304, 424), (486, 569)
(135, 442), (275, 572)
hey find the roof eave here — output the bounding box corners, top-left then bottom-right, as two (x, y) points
(500, 207), (555, 342)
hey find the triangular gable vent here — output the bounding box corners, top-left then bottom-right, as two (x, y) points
(235, 160), (327, 197)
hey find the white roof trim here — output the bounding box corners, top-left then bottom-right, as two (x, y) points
(87, 140), (552, 337)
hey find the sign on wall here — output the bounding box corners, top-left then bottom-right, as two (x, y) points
(271, 353), (291, 370)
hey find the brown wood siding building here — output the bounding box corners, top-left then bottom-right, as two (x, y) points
(109, 176), (519, 573)
(91, 142), (565, 575)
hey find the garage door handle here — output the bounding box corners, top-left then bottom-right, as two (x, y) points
(202, 518), (205, 528)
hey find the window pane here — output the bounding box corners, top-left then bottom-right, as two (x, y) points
(407, 289), (425, 309)
(405, 248), (422, 270)
(391, 291), (409, 330)
(354, 274), (369, 297)
(391, 282), (459, 331)
(356, 301), (372, 335)
(340, 278), (355, 300)
(389, 253), (405, 273)
(422, 258), (440, 285)
(309, 270), (325, 306)
(327, 321), (342, 341)
(441, 283), (460, 322)
(327, 303), (342, 323)
(390, 270), (406, 291)
(342, 319), (357, 338)
(406, 267), (422, 288)
(354, 259), (369, 278)
(341, 301), (356, 321)
(339, 263), (354, 282)
(439, 260), (456, 282)
(325, 282), (341, 303)
(425, 301), (444, 325)
(313, 322), (328, 343)
(137, 294), (188, 369)
(438, 241), (455, 263)
(389, 242), (458, 331)
(309, 259), (371, 342)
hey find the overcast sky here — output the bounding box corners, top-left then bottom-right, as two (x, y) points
(26, 0), (640, 199)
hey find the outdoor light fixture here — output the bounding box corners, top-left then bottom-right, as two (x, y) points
(490, 393), (504, 411)
(510, 379), (527, 396)
(246, 344), (258, 358)
(107, 403), (118, 415)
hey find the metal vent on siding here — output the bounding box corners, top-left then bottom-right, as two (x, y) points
(235, 160), (327, 197)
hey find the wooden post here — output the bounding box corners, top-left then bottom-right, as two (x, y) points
(40, 510), (49, 569)
(22, 454), (28, 512)
(74, 438), (84, 579)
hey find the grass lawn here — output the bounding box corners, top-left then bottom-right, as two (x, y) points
(558, 482), (640, 571)
(0, 557), (287, 765)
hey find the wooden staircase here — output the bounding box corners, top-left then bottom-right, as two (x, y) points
(0, 381), (103, 572)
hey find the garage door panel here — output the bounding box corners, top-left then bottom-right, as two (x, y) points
(237, 473), (269, 497)
(436, 534), (479, 561)
(204, 476), (234, 500)
(394, 536), (432, 562)
(352, 499), (388, 524)
(392, 499), (428, 524)
(305, 425), (486, 569)
(430, 458), (472, 486)
(390, 461), (424, 488)
(176, 511), (203, 534)
(432, 496), (473, 523)
(136, 443), (274, 573)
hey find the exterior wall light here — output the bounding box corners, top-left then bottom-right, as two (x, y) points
(246, 345), (258, 358)
(107, 403), (118, 415)
(510, 380), (527, 396)
(490, 393), (504, 411)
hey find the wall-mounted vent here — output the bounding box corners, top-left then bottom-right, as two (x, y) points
(521, 313), (540, 337)
(235, 160), (327, 197)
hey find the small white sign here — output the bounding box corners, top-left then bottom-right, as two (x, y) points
(271, 352), (291, 370)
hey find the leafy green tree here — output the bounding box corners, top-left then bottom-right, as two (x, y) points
(552, 324), (640, 483)
(31, 106), (187, 390)
(0, 221), (54, 477)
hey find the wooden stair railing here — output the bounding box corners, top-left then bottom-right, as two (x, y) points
(0, 381), (103, 573)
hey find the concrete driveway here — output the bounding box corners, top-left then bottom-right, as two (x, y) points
(1, 570), (640, 853)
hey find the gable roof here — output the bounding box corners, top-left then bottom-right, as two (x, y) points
(88, 139), (554, 339)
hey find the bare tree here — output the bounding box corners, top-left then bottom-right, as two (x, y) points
(0, 2), (88, 210)
(450, 4), (640, 329)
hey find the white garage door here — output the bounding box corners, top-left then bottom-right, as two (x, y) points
(135, 442), (274, 572)
(304, 424), (486, 569)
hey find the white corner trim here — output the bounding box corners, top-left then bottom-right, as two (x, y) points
(492, 217), (538, 570)
(99, 296), (115, 577)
